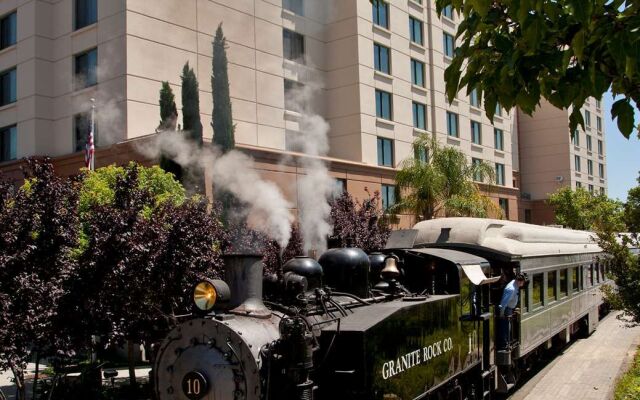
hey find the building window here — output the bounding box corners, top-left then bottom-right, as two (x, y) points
(572, 130), (580, 146)
(446, 111), (458, 137)
(333, 178), (346, 198)
(377, 137), (393, 167)
(442, 5), (454, 19)
(472, 158), (482, 182)
(495, 102), (503, 117)
(596, 98), (601, 109)
(74, 112), (97, 152)
(375, 89), (392, 120)
(598, 163), (604, 178)
(470, 88), (481, 108)
(410, 59), (425, 87)
(75, 0), (97, 30)
(412, 102), (426, 130)
(586, 135), (592, 151)
(532, 273), (543, 308)
(374, 43), (390, 74)
(381, 184), (396, 210)
(415, 145), (428, 162)
(283, 0), (304, 15)
(283, 29), (305, 62)
(74, 48), (97, 89)
(524, 209), (532, 223)
(596, 116), (602, 132)
(494, 128), (504, 151)
(600, 187), (605, 195)
(0, 11), (17, 50)
(372, 0), (389, 29)
(576, 181), (582, 189)
(0, 124), (16, 162)
(587, 159), (593, 175)
(284, 79), (304, 111)
(409, 17), (423, 46)
(548, 271), (557, 302)
(584, 110), (591, 127)
(574, 155), (581, 172)
(470, 120), (482, 145)
(495, 163), (505, 186)
(443, 32), (455, 57)
(598, 139), (603, 155)
(0, 68), (16, 106)
(499, 198), (509, 219)
(588, 184), (594, 193)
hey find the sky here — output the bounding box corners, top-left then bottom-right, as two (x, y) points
(603, 91), (640, 202)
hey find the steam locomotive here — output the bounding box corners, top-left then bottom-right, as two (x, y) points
(152, 218), (618, 400)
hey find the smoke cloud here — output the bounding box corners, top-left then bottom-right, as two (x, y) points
(136, 132), (293, 248)
(285, 84), (336, 254)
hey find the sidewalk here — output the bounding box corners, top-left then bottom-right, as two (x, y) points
(0, 364), (151, 400)
(511, 311), (640, 400)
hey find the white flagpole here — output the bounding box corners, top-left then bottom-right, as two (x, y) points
(89, 98), (96, 171)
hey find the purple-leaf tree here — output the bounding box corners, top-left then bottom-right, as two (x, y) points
(0, 159), (80, 400)
(329, 189), (391, 253)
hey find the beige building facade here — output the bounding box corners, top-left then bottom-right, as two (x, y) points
(0, 0), (603, 226)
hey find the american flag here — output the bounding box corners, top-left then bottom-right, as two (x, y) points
(84, 100), (95, 170)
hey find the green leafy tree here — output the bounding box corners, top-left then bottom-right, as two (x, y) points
(624, 173), (640, 232)
(157, 81), (183, 181)
(65, 163), (226, 390)
(212, 24), (235, 153)
(548, 186), (625, 231)
(391, 134), (500, 220)
(436, 0), (640, 138)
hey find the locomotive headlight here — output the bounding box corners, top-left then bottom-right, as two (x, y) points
(193, 279), (230, 314)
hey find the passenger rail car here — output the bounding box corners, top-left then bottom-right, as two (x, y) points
(409, 217), (617, 391)
(152, 218), (624, 400)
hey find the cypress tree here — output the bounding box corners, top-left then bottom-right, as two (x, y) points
(157, 82), (183, 181)
(158, 81), (178, 131)
(212, 24), (235, 153)
(181, 62), (203, 147)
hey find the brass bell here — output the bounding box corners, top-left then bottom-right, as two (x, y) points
(381, 255), (401, 280)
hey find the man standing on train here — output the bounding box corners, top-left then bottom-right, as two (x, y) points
(498, 273), (526, 349)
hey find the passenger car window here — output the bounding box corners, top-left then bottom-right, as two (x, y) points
(547, 271), (557, 302)
(559, 269), (568, 298)
(532, 274), (543, 309)
(571, 267), (579, 293)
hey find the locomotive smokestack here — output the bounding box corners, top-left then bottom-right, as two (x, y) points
(224, 254), (271, 318)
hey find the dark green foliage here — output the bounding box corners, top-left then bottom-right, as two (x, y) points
(158, 81), (183, 180)
(211, 24), (235, 154)
(436, 0), (640, 138)
(181, 63), (203, 147)
(329, 190), (391, 253)
(158, 82), (178, 131)
(0, 159), (80, 400)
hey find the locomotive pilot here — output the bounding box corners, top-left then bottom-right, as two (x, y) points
(498, 273), (526, 349)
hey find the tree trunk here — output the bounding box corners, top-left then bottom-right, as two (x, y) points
(33, 352), (40, 400)
(127, 340), (137, 393)
(11, 365), (26, 400)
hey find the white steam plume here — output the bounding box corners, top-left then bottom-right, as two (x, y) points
(286, 84), (336, 254)
(136, 131), (293, 247)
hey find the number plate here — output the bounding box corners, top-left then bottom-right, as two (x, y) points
(181, 371), (209, 400)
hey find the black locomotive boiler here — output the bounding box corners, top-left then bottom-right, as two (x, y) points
(153, 218), (621, 400)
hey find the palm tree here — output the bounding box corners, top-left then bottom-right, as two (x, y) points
(391, 134), (502, 220)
